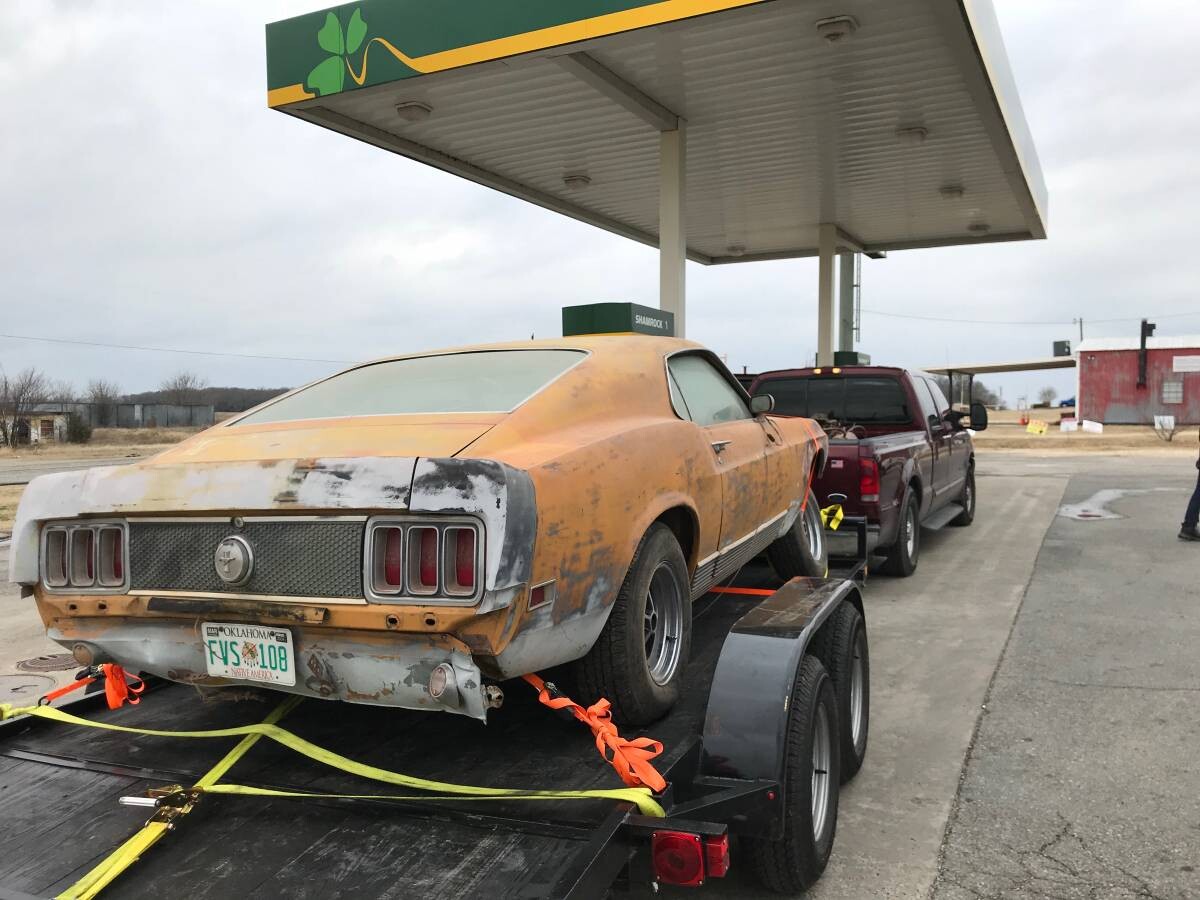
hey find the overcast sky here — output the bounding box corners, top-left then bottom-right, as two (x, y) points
(2, 0), (1197, 406)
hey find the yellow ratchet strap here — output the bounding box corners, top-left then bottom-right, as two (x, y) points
(821, 503), (844, 531)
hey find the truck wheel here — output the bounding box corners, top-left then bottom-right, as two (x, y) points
(881, 490), (919, 577)
(768, 488), (829, 579)
(572, 523), (691, 727)
(813, 605), (870, 782)
(950, 467), (976, 526)
(744, 655), (840, 893)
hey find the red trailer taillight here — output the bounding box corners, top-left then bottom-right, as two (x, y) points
(859, 458), (880, 503)
(651, 831), (705, 887)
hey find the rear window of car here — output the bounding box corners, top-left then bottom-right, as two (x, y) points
(755, 376), (913, 425)
(236, 350), (586, 424)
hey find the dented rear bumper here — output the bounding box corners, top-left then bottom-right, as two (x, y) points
(49, 618), (494, 721)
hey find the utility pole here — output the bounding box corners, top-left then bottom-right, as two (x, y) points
(1073, 317), (1084, 343)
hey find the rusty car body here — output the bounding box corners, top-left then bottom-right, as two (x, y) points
(9, 336), (827, 721)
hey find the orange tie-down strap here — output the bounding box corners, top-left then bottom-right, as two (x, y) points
(523, 674), (667, 793)
(38, 663), (145, 710)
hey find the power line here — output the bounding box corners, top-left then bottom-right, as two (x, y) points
(861, 309), (1200, 327)
(0, 332), (351, 365)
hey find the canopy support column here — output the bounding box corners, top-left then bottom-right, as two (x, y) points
(817, 223), (837, 365)
(838, 252), (856, 353)
(660, 124), (687, 336)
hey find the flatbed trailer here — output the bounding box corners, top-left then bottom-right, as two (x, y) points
(0, 524), (869, 900)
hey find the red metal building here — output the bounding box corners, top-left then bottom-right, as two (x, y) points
(1077, 336), (1200, 425)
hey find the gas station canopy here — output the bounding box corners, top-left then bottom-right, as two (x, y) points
(265, 0), (1047, 357)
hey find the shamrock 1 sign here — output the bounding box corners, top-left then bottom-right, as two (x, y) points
(306, 9), (368, 97)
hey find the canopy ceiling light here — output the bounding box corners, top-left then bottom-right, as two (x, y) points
(562, 173), (592, 190)
(896, 126), (929, 146)
(939, 184), (965, 200)
(814, 15), (860, 43)
(394, 101), (432, 123)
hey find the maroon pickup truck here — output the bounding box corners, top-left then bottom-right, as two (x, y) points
(750, 366), (988, 576)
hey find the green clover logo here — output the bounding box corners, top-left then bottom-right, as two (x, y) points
(306, 9), (368, 97)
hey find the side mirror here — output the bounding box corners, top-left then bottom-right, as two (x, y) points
(750, 394), (775, 415)
(970, 401), (989, 432)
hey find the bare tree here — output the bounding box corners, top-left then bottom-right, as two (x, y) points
(46, 379), (76, 403)
(87, 378), (123, 427)
(159, 371), (209, 406)
(1037, 386), (1058, 406)
(0, 367), (50, 447)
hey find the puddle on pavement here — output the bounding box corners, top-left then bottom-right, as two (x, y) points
(1058, 487), (1180, 521)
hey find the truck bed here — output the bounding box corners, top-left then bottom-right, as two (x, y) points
(0, 574), (773, 899)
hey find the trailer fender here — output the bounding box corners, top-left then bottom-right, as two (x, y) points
(700, 576), (864, 835)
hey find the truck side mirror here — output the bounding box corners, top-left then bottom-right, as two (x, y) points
(750, 394), (775, 415)
(970, 401), (989, 432)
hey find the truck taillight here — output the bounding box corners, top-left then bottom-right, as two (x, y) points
(859, 458), (880, 503)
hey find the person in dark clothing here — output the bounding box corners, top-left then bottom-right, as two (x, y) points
(1182, 432), (1200, 542)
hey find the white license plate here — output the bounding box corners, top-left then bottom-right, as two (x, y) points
(201, 622), (296, 687)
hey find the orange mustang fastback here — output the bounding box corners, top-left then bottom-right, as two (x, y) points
(10, 336), (828, 724)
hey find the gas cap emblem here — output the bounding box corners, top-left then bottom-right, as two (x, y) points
(214, 535), (254, 587)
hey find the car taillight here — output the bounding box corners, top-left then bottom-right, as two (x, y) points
(370, 526), (405, 594)
(859, 458), (880, 503)
(443, 527), (476, 596)
(45, 529), (69, 588)
(97, 526), (125, 587)
(69, 529), (96, 586)
(43, 523), (129, 591)
(651, 831), (706, 887)
(407, 526), (439, 595)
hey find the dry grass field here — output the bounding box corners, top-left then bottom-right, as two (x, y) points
(975, 408), (1199, 454)
(0, 485), (22, 535)
(0, 427), (199, 462)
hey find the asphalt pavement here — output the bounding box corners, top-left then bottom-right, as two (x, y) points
(932, 454), (1199, 900)
(0, 456), (134, 485)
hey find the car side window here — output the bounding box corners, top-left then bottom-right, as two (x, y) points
(668, 355), (752, 427)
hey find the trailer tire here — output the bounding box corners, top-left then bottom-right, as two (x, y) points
(950, 467), (976, 526)
(768, 488), (829, 579)
(571, 523), (691, 727)
(744, 654), (840, 893)
(813, 605), (869, 782)
(880, 489), (919, 577)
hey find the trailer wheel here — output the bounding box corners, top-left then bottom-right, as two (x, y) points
(880, 489), (919, 576)
(572, 523), (691, 727)
(744, 655), (840, 893)
(813, 605), (870, 782)
(768, 488), (829, 579)
(950, 467), (976, 526)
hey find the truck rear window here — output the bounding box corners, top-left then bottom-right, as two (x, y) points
(236, 350), (585, 424)
(756, 376), (913, 425)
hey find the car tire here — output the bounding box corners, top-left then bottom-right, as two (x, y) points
(950, 467), (976, 526)
(571, 523), (692, 727)
(812, 605), (870, 783)
(768, 487), (830, 579)
(744, 654), (840, 893)
(881, 489), (920, 577)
